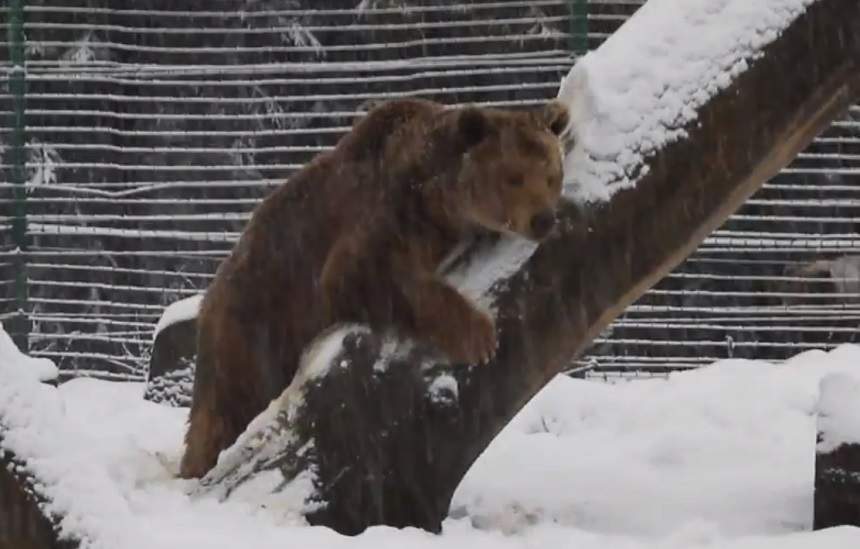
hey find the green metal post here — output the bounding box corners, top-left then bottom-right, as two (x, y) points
(568, 0), (589, 57)
(8, 0), (29, 352)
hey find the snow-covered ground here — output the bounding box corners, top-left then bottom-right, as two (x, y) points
(2, 323), (860, 549)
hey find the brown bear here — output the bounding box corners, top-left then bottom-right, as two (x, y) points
(179, 98), (570, 479)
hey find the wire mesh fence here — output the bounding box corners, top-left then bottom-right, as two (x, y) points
(1, 0), (858, 381)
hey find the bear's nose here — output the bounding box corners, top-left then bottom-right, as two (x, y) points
(530, 210), (556, 240)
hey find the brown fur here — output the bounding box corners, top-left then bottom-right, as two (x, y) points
(179, 98), (570, 479)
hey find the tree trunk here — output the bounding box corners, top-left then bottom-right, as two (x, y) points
(196, 0), (860, 535)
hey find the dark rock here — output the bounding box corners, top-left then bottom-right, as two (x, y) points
(144, 317), (197, 407)
(814, 374), (860, 529)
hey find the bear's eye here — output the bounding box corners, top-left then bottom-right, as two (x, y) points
(508, 176), (523, 187)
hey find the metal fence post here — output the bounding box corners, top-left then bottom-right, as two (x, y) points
(568, 0), (589, 56)
(8, 0), (29, 352)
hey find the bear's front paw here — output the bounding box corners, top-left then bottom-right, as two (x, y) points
(447, 308), (497, 365)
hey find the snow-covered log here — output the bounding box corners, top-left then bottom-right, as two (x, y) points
(144, 295), (203, 407)
(187, 0), (860, 535)
(814, 374), (860, 529)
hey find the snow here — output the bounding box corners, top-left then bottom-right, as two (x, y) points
(816, 373), (860, 453)
(3, 321), (860, 549)
(428, 372), (459, 405)
(558, 0), (814, 202)
(446, 236), (538, 310)
(153, 293), (203, 341)
(0, 326), (58, 382)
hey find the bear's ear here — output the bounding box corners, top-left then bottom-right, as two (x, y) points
(458, 107), (489, 148)
(540, 100), (571, 137)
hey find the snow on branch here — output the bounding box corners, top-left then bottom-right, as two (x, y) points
(561, 0), (815, 201)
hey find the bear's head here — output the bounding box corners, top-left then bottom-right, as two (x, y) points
(454, 101), (570, 242)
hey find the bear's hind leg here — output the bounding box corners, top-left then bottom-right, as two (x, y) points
(179, 399), (229, 479)
(179, 313), (235, 479)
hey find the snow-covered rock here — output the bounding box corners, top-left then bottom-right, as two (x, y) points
(817, 374), (860, 453)
(153, 294), (203, 342)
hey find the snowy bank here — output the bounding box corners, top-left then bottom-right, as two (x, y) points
(3, 322), (860, 549)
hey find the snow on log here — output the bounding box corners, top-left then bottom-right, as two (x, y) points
(814, 374), (860, 529)
(185, 0), (860, 535)
(559, 0), (825, 202)
(152, 294), (203, 342)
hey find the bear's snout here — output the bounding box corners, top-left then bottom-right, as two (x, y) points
(529, 210), (556, 240)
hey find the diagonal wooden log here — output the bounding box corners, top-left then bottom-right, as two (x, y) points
(196, 0), (860, 535)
